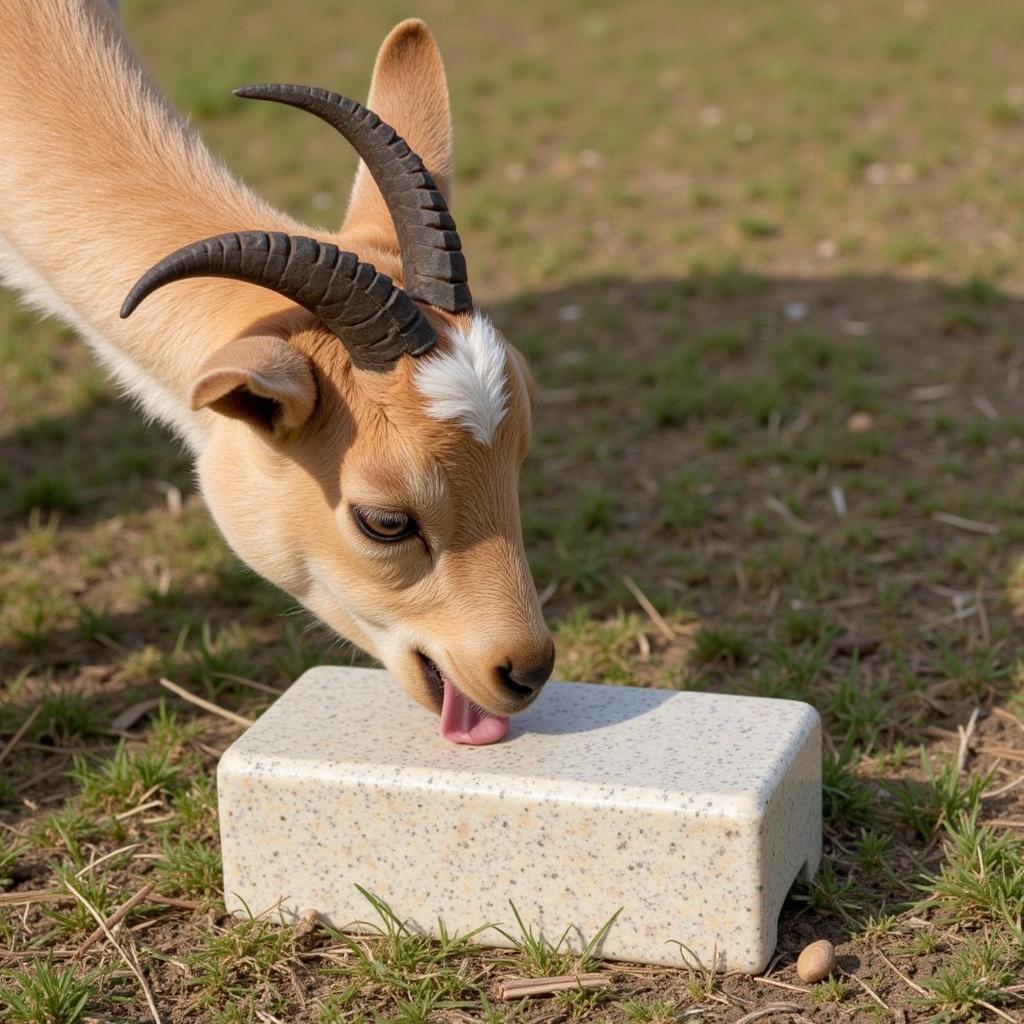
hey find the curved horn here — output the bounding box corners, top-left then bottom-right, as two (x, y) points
(233, 83), (471, 315)
(120, 231), (436, 372)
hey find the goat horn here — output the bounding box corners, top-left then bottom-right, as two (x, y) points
(120, 231), (436, 372)
(233, 84), (471, 315)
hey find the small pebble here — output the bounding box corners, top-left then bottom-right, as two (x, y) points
(797, 939), (837, 983)
(847, 411), (875, 433)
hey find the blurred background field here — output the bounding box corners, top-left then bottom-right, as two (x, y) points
(3, 1), (1024, 1021)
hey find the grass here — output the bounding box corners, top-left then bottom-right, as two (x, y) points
(184, 911), (306, 1011)
(556, 609), (655, 685)
(0, 839), (24, 889)
(890, 752), (992, 841)
(915, 936), (1023, 1023)
(494, 902), (622, 978)
(810, 976), (851, 1005)
(328, 890), (494, 1010)
(42, 870), (116, 940)
(691, 625), (753, 667)
(1, 961), (104, 1024)
(3, 0), (1024, 1020)
(34, 689), (103, 742)
(157, 835), (222, 897)
(10, 470), (80, 516)
(821, 753), (877, 830)
(622, 998), (681, 1022)
(69, 741), (185, 811)
(660, 471), (711, 533)
(918, 812), (1024, 932)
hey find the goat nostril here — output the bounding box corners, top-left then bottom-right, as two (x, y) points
(497, 644), (556, 699)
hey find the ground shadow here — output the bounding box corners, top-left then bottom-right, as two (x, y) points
(3, 269), (1020, 533)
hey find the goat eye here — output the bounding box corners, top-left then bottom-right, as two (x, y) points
(352, 506), (418, 543)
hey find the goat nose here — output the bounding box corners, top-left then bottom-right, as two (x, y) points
(497, 643), (556, 700)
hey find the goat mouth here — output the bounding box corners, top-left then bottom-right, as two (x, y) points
(417, 652), (446, 709)
(416, 652), (509, 746)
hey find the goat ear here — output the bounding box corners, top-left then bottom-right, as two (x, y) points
(342, 19), (453, 243)
(189, 335), (316, 435)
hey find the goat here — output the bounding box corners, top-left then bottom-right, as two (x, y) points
(0, 0), (554, 745)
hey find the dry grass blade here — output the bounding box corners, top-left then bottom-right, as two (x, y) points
(0, 888), (69, 907)
(734, 1005), (801, 1024)
(983, 773), (1024, 799)
(76, 843), (144, 878)
(255, 1012), (287, 1024)
(991, 708), (1024, 733)
(0, 704), (41, 766)
(148, 894), (203, 910)
(910, 383), (956, 401)
(931, 511), (999, 535)
(74, 880), (156, 959)
(979, 747), (1024, 763)
(210, 671), (284, 696)
(975, 1001), (1021, 1024)
(764, 495), (815, 535)
(115, 799), (164, 822)
(159, 677), (253, 727)
(753, 977), (811, 994)
(830, 485), (847, 517)
(293, 907), (319, 939)
(843, 971), (889, 1012)
(497, 973), (610, 999)
(972, 395), (999, 420)
(876, 949), (927, 997)
(957, 706), (981, 773)
(620, 573), (675, 643)
(65, 879), (163, 1023)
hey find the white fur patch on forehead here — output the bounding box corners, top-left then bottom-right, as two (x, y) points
(414, 312), (508, 446)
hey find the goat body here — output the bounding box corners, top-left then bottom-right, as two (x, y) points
(0, 0), (554, 744)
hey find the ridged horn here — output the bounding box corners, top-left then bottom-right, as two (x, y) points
(120, 231), (436, 372)
(233, 83), (471, 315)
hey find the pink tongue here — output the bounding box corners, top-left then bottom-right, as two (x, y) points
(440, 676), (509, 745)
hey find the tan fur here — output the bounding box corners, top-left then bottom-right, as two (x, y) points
(0, 1), (552, 717)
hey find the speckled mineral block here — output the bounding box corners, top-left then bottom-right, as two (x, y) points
(218, 667), (821, 971)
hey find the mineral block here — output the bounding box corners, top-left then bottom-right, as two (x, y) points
(218, 667), (821, 971)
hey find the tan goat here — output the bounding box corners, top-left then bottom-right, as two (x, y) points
(0, 0), (554, 744)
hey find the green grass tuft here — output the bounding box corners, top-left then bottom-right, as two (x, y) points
(70, 741), (184, 810)
(691, 626), (752, 667)
(918, 812), (1024, 931)
(9, 471), (80, 515)
(494, 901), (621, 978)
(0, 838), (25, 890)
(890, 752), (991, 841)
(914, 935), (1023, 1023)
(0, 961), (102, 1024)
(157, 835), (222, 898)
